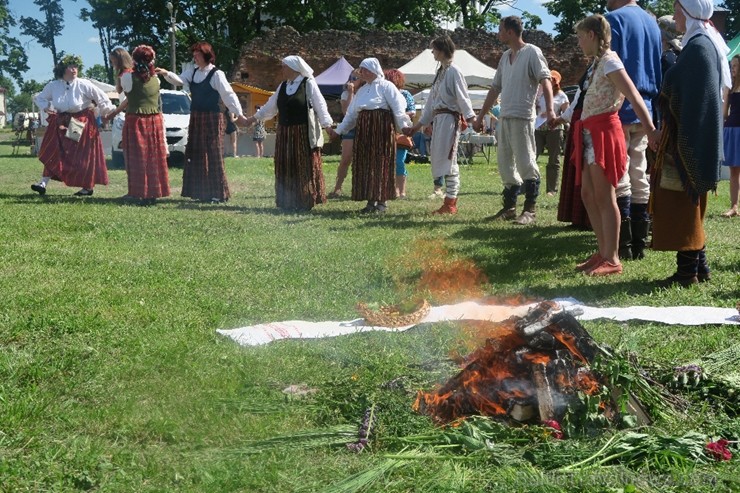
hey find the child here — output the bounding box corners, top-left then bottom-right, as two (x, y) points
(252, 105), (266, 158)
(572, 15), (656, 276)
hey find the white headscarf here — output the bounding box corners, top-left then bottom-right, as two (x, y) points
(359, 58), (385, 79)
(282, 55), (313, 78)
(677, 0), (731, 89)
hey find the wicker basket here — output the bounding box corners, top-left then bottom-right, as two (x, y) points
(356, 299), (431, 327)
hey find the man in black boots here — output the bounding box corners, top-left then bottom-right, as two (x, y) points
(474, 16), (555, 225)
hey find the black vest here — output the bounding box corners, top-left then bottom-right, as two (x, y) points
(277, 78), (309, 126)
(190, 67), (220, 113)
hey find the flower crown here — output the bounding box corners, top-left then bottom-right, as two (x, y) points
(59, 54), (84, 71)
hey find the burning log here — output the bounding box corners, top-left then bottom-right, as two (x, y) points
(532, 363), (556, 421)
(415, 300), (650, 430)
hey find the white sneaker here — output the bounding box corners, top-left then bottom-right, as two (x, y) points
(428, 189), (444, 199)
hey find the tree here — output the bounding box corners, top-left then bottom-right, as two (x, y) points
(0, 0), (29, 85)
(84, 64), (108, 82)
(7, 80), (44, 116)
(20, 0), (71, 67)
(545, 0), (674, 40)
(720, 0), (739, 39)
(545, 0), (607, 40)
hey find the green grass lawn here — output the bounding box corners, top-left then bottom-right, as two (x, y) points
(1, 135), (739, 492)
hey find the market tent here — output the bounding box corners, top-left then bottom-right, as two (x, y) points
(314, 56), (355, 99)
(398, 49), (496, 88)
(413, 88), (490, 110)
(231, 82), (275, 128)
(86, 78), (120, 100)
(728, 33), (740, 60)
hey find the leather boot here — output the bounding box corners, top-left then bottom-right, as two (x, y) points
(433, 197), (458, 215)
(514, 179), (539, 225)
(618, 218), (633, 261)
(631, 218), (650, 260)
(657, 250), (699, 287)
(489, 185), (519, 220)
(697, 246), (711, 282)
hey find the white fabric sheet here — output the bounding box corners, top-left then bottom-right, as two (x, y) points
(217, 299), (740, 347)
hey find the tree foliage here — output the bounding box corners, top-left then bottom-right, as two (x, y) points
(720, 0), (739, 39)
(0, 0), (29, 86)
(19, 0), (70, 67)
(84, 64), (108, 82)
(545, 0), (674, 40)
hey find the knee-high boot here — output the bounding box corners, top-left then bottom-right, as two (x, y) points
(697, 246), (711, 282)
(630, 218), (650, 260)
(619, 218), (633, 261)
(489, 185), (519, 220)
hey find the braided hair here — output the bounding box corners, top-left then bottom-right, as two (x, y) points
(132, 45), (156, 82)
(575, 15), (612, 57)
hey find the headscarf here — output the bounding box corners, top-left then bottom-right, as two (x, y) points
(676, 0), (731, 89)
(282, 56), (313, 78)
(359, 58), (385, 79)
(657, 15), (683, 52)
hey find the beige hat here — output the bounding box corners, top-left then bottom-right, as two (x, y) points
(657, 15), (682, 51)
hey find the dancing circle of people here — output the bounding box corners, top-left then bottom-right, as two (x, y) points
(30, 0), (736, 285)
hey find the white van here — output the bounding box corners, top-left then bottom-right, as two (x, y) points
(111, 89), (191, 166)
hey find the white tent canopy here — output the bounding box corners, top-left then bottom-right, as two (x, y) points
(413, 88), (491, 110)
(398, 49), (496, 88)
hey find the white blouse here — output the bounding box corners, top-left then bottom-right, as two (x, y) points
(162, 64), (243, 117)
(335, 78), (411, 135)
(34, 78), (115, 115)
(419, 63), (475, 126)
(254, 76), (333, 128)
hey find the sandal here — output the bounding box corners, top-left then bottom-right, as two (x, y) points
(721, 209), (738, 218)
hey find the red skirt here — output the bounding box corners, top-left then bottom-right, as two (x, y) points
(37, 109), (108, 189)
(274, 123), (326, 210)
(182, 111), (229, 201)
(122, 113), (170, 199)
(351, 109), (395, 202)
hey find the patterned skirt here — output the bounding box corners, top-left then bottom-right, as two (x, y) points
(182, 111), (229, 201)
(557, 109), (590, 228)
(351, 109), (395, 202)
(122, 113), (170, 199)
(37, 108), (108, 189)
(274, 123), (326, 210)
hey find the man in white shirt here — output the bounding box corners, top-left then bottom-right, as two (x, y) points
(475, 16), (555, 225)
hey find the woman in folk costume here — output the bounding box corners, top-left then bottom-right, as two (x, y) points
(329, 58), (411, 213)
(648, 0), (730, 287)
(111, 45), (170, 206)
(245, 56), (333, 211)
(404, 35), (475, 214)
(572, 15), (656, 277)
(32, 55), (116, 196)
(160, 41), (248, 203)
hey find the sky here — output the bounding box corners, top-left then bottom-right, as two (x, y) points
(5, 0), (725, 89)
(5, 0), (564, 89)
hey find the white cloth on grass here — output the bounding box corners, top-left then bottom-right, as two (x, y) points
(216, 298), (740, 346)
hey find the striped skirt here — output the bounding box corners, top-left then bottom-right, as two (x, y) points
(37, 109), (108, 189)
(122, 113), (170, 199)
(351, 109), (395, 202)
(182, 111), (229, 201)
(557, 109), (590, 228)
(274, 123), (326, 210)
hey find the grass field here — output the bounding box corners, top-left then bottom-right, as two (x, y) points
(1, 131), (739, 492)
